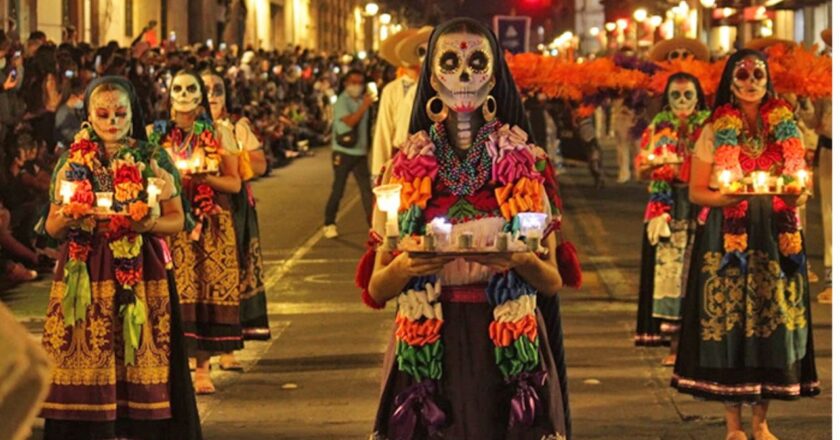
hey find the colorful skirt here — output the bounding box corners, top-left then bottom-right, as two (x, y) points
(170, 210), (244, 353)
(41, 235), (201, 439)
(232, 183), (270, 341)
(372, 286), (567, 440)
(635, 185), (696, 346)
(671, 196), (820, 402)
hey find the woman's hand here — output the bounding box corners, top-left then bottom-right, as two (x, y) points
(394, 252), (454, 277)
(149, 159), (176, 200)
(130, 215), (156, 233)
(465, 252), (536, 273)
(716, 192), (748, 207)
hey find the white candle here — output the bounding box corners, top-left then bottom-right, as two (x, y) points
(718, 169), (732, 192)
(372, 183), (402, 244)
(176, 159), (189, 172)
(147, 178), (163, 217)
(647, 153), (656, 162)
(60, 181), (77, 205)
(428, 217), (453, 247)
(754, 171), (768, 193)
(95, 192), (113, 211)
(797, 169), (809, 188)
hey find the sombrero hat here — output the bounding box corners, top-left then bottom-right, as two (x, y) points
(395, 26), (433, 68)
(821, 28), (832, 47)
(650, 37), (710, 62)
(380, 28), (416, 67)
(744, 37), (795, 52)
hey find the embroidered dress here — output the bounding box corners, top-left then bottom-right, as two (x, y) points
(41, 140), (201, 440)
(671, 103), (820, 402)
(634, 110), (708, 346)
(153, 119), (243, 353)
(365, 123), (568, 440)
(228, 117), (270, 340)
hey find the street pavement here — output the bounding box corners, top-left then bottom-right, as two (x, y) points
(9, 141), (831, 439)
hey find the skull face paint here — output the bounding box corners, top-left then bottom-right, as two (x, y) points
(88, 86), (132, 144)
(170, 73), (203, 113)
(201, 73), (226, 120)
(668, 80), (698, 117)
(730, 56), (768, 104)
(430, 32), (495, 113)
(668, 48), (691, 61)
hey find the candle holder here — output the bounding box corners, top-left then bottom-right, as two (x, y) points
(495, 232), (509, 252)
(422, 233), (436, 251)
(59, 181), (77, 205)
(427, 217), (453, 250)
(373, 183), (402, 250)
(146, 178), (164, 218)
(457, 231), (474, 250)
(95, 192), (114, 213)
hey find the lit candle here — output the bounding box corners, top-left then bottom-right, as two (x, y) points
(647, 153), (656, 162)
(147, 178), (163, 217)
(428, 217), (453, 248)
(373, 183), (403, 248)
(776, 176), (785, 193)
(191, 156), (202, 173)
(206, 158), (219, 172)
(796, 169), (809, 188)
(718, 169), (732, 192)
(176, 159), (189, 173)
(517, 212), (547, 252)
(60, 181), (77, 205)
(754, 171), (768, 193)
(95, 192), (113, 211)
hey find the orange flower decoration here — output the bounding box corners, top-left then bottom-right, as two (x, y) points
(128, 201), (150, 222)
(397, 176), (433, 211)
(395, 315), (443, 346)
(495, 178), (544, 220)
(779, 232), (803, 256)
(724, 233), (748, 253)
(489, 314), (538, 347)
(62, 202), (92, 219)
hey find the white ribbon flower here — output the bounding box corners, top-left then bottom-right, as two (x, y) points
(492, 294), (537, 323)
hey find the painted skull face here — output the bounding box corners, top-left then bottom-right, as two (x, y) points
(430, 32), (495, 113)
(88, 86), (132, 143)
(668, 80), (698, 117)
(667, 48), (692, 61)
(730, 56), (768, 104)
(201, 73), (226, 120)
(170, 73), (202, 113)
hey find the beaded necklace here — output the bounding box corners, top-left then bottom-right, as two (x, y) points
(431, 120), (499, 196)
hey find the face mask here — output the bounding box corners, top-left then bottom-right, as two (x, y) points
(668, 80), (698, 117)
(345, 84), (363, 98)
(430, 32), (495, 113)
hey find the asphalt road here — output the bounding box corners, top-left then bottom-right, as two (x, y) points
(9, 141), (831, 439)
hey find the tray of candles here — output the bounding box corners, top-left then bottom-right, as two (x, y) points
(174, 157), (220, 176)
(718, 170), (809, 197)
(399, 231), (537, 258)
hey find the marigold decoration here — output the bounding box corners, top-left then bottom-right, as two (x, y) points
(639, 110), (709, 229)
(712, 98), (807, 273)
(765, 43), (832, 99)
(648, 58), (726, 99)
(59, 125), (152, 366)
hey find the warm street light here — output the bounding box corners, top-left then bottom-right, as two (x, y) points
(589, 26), (601, 37)
(617, 19), (629, 30)
(379, 13), (391, 24)
(700, 0), (716, 7)
(633, 8), (648, 22)
(649, 15), (663, 27)
(605, 22), (617, 32)
(364, 2), (379, 16)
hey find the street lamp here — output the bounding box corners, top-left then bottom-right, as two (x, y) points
(605, 22), (617, 32)
(700, 0), (715, 7)
(633, 8), (648, 22)
(380, 13), (391, 24)
(589, 26), (600, 37)
(617, 19), (629, 31)
(649, 15), (663, 27)
(364, 2), (379, 16)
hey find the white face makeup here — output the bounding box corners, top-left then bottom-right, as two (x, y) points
(430, 32), (495, 113)
(667, 48), (692, 61)
(170, 73), (202, 113)
(668, 80), (698, 117)
(88, 87), (132, 143)
(730, 56), (768, 104)
(201, 73), (226, 120)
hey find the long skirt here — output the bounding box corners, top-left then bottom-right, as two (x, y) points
(232, 183), (270, 340)
(372, 286), (567, 440)
(170, 210), (244, 353)
(671, 196), (820, 402)
(635, 185), (695, 346)
(41, 235), (202, 439)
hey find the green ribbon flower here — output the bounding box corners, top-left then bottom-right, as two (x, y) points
(120, 298), (147, 366)
(62, 260), (92, 326)
(494, 335), (539, 379)
(399, 205), (425, 236)
(396, 340), (443, 381)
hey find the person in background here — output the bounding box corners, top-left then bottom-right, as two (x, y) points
(323, 68), (374, 239)
(53, 77), (85, 149)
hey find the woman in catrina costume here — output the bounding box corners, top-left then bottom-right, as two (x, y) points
(149, 70), (243, 394)
(357, 18), (580, 440)
(41, 76), (201, 440)
(200, 67), (271, 371)
(671, 49), (819, 440)
(634, 72), (709, 366)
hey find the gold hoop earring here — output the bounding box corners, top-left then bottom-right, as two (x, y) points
(482, 95), (497, 122)
(426, 96), (448, 123)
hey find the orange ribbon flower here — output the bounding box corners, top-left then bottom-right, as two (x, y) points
(396, 176), (433, 211)
(395, 315), (443, 346)
(489, 314), (538, 347)
(495, 178), (544, 220)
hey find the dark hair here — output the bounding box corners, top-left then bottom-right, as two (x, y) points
(408, 17), (532, 140)
(661, 72), (708, 111)
(712, 49), (774, 110)
(342, 68), (364, 83)
(199, 67), (236, 117)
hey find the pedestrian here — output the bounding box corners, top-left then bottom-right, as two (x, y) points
(323, 68), (374, 239)
(361, 18), (569, 439)
(201, 68), (271, 362)
(634, 72), (710, 367)
(151, 70), (243, 395)
(671, 49), (819, 440)
(41, 76), (201, 439)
